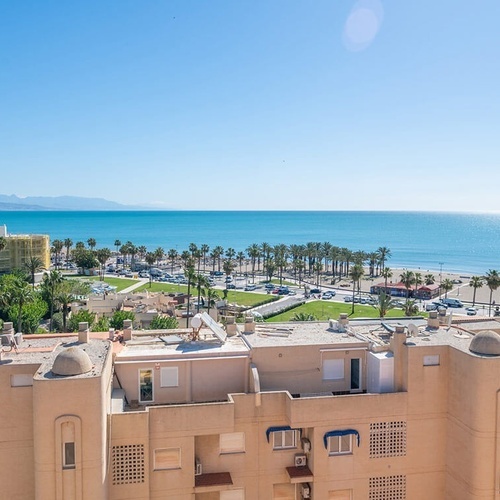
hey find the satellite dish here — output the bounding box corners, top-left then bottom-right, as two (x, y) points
(191, 314), (202, 329)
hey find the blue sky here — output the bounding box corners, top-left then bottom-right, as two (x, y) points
(1, 0), (499, 210)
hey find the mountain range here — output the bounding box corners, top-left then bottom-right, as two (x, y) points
(0, 194), (148, 211)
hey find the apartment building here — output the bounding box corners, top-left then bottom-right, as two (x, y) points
(0, 224), (50, 273)
(0, 310), (499, 499)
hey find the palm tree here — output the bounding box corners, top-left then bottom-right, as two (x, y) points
(95, 248), (112, 280)
(377, 246), (391, 274)
(441, 279), (453, 299)
(41, 270), (63, 332)
(484, 270), (500, 316)
(414, 272), (423, 299)
(24, 255), (44, 289)
(52, 239), (64, 269)
(168, 248), (178, 274)
(400, 270), (415, 299)
(145, 252), (156, 288)
(154, 247), (165, 267)
(349, 264), (364, 314)
(236, 251), (245, 276)
(63, 238), (73, 264)
(188, 243), (198, 258)
(200, 244), (210, 271)
(469, 276), (484, 306)
(87, 238), (97, 251)
(376, 292), (394, 318)
(424, 274), (435, 285)
(194, 274), (210, 313)
(246, 243), (260, 283)
(212, 246), (224, 271)
(382, 267), (393, 293)
(206, 288), (220, 316)
(55, 281), (74, 333)
(184, 260), (196, 327)
(114, 239), (122, 265)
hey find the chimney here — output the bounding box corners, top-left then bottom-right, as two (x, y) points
(225, 316), (238, 337)
(243, 316), (255, 334)
(122, 319), (133, 341)
(427, 310), (440, 329)
(78, 322), (90, 343)
(338, 313), (349, 332)
(390, 325), (408, 392)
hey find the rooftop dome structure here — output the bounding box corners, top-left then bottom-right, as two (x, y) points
(469, 330), (500, 356)
(52, 347), (92, 376)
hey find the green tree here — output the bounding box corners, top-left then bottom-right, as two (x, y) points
(0, 275), (34, 333)
(194, 274), (210, 313)
(469, 276), (483, 306)
(150, 315), (179, 329)
(114, 239), (122, 266)
(424, 274), (435, 285)
(73, 248), (98, 274)
(93, 315), (110, 332)
(68, 309), (96, 332)
(145, 252), (156, 288)
(376, 292), (395, 318)
(109, 310), (135, 330)
(167, 249), (178, 274)
(403, 299), (419, 316)
(399, 270), (415, 299)
(0, 236), (7, 252)
(264, 258), (276, 282)
(154, 247), (165, 267)
(440, 278), (453, 299)
(24, 255), (45, 289)
(51, 239), (64, 269)
(382, 267), (393, 293)
(8, 294), (47, 334)
(349, 264), (364, 314)
(64, 238), (73, 263)
(184, 259), (196, 327)
(414, 272), (423, 299)
(95, 248), (112, 280)
(484, 270), (500, 316)
(55, 281), (75, 332)
(87, 238), (97, 250)
(40, 270), (64, 332)
(377, 246), (391, 274)
(205, 288), (220, 316)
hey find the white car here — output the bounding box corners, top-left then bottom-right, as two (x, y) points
(466, 307), (477, 316)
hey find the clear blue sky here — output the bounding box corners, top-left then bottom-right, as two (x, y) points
(1, 0), (499, 210)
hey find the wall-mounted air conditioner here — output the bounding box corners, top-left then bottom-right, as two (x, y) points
(301, 437), (311, 453)
(195, 457), (202, 476)
(295, 453), (307, 467)
(301, 482), (311, 498)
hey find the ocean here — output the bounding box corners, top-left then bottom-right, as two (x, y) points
(1, 211), (499, 275)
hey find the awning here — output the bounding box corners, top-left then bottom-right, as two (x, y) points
(266, 426), (302, 443)
(323, 429), (360, 449)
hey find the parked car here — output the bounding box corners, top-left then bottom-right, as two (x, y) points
(426, 303), (438, 311)
(227, 284), (236, 289)
(310, 288), (321, 294)
(441, 298), (463, 308)
(344, 296), (353, 302)
(245, 284), (257, 291)
(264, 283), (275, 290)
(466, 307), (477, 316)
(322, 291), (334, 300)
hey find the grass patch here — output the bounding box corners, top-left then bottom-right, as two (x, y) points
(73, 276), (140, 292)
(266, 300), (420, 322)
(135, 283), (277, 308)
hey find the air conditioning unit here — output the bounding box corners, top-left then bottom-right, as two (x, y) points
(301, 482), (311, 499)
(301, 437), (311, 453)
(195, 457), (202, 476)
(295, 453), (307, 467)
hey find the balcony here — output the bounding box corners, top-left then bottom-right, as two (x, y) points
(194, 472), (233, 493)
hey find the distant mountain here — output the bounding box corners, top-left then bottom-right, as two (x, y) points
(0, 194), (148, 211)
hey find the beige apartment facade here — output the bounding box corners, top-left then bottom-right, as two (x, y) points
(1, 311), (499, 499)
(0, 224), (50, 273)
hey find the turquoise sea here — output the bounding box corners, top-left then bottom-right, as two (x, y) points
(1, 211), (500, 275)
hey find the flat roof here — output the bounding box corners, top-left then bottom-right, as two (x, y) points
(115, 327), (249, 362)
(0, 334), (110, 379)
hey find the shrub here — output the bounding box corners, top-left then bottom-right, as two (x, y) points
(109, 310), (135, 330)
(68, 309), (96, 332)
(150, 315), (179, 330)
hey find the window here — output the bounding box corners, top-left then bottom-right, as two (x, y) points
(139, 369), (153, 402)
(273, 430), (298, 450)
(160, 366), (179, 387)
(220, 489), (245, 500)
(220, 432), (245, 454)
(323, 359), (344, 380)
(10, 374), (33, 387)
(328, 434), (352, 455)
(154, 448), (181, 470)
(423, 354), (440, 366)
(63, 442), (76, 469)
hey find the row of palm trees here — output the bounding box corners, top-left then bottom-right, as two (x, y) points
(52, 238), (392, 285)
